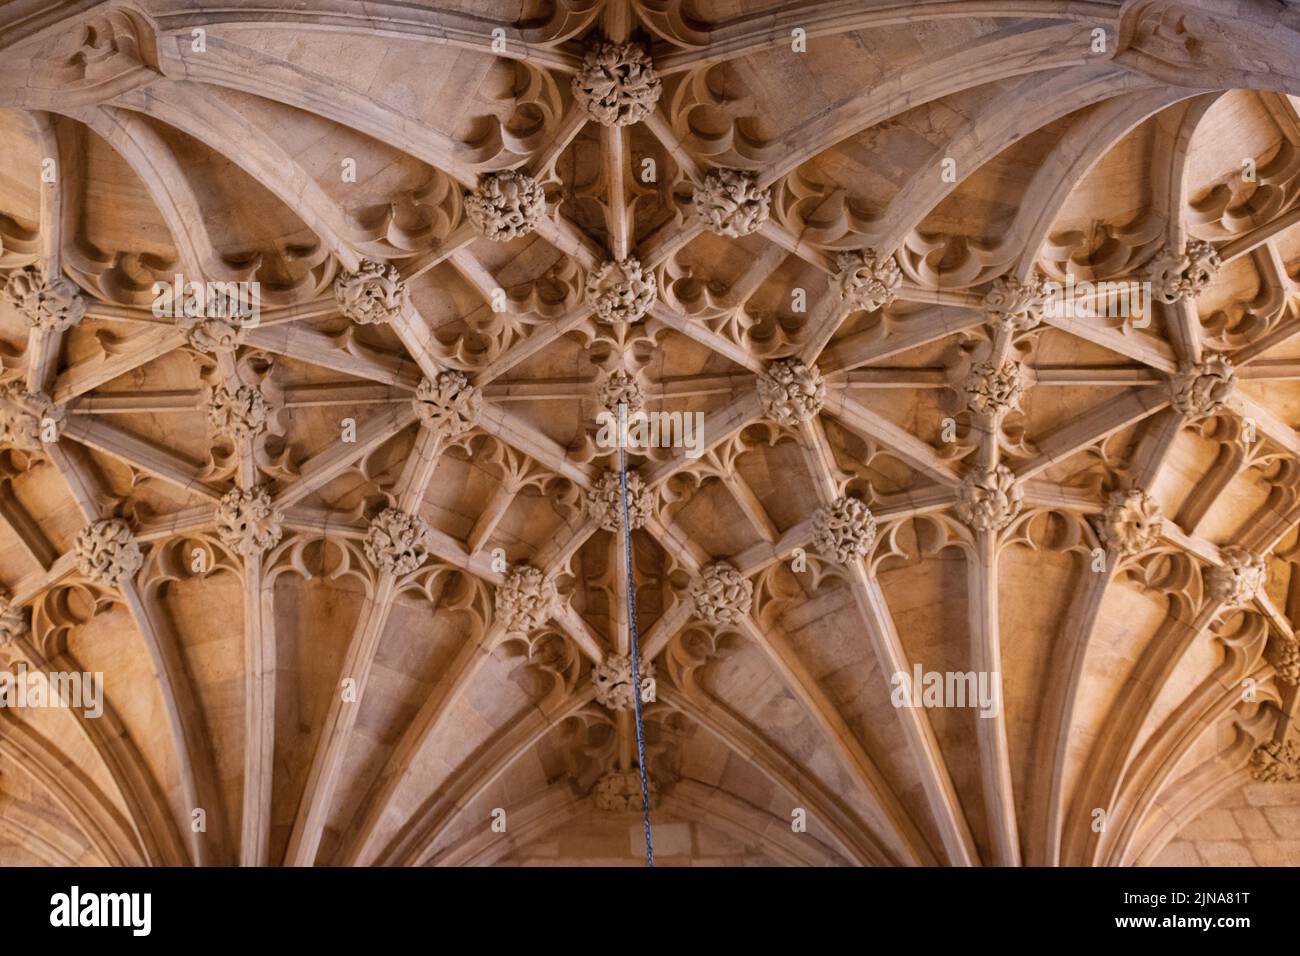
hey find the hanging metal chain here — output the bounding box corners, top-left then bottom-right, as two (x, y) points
(618, 401), (654, 867)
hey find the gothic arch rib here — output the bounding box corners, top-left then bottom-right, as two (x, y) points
(0, 0), (1299, 869)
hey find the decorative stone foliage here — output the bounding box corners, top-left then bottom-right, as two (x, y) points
(571, 41), (661, 127)
(334, 259), (408, 325)
(593, 768), (660, 812)
(0, 591), (28, 646)
(812, 496), (877, 564)
(1267, 638), (1300, 688)
(956, 465), (1023, 532)
(689, 561), (753, 627)
(963, 360), (1025, 419)
(464, 170), (546, 242)
(177, 315), (245, 354)
(593, 652), (655, 711)
(413, 370), (481, 437)
(1206, 547), (1266, 607)
(1095, 488), (1164, 556)
(831, 249), (902, 312)
(0, 383), (64, 451)
(207, 384), (269, 441)
(692, 168), (771, 237)
(495, 563), (558, 633)
(1, 263), (85, 331)
(364, 508), (432, 576)
(1148, 238), (1221, 304)
(757, 357), (826, 426)
(74, 519), (143, 589)
(982, 272), (1048, 332)
(586, 257), (656, 324)
(216, 487), (283, 557)
(1169, 355), (1235, 419)
(586, 471), (655, 533)
(1249, 738), (1300, 783)
(597, 369), (644, 416)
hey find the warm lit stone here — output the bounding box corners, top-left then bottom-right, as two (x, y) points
(207, 384), (269, 440)
(217, 487), (283, 557)
(597, 369), (644, 416)
(593, 768), (660, 812)
(982, 272), (1048, 332)
(495, 563), (559, 633)
(1170, 355), (1235, 419)
(177, 315), (245, 354)
(572, 41), (661, 127)
(692, 168), (771, 237)
(0, 382), (64, 451)
(812, 496), (877, 564)
(1095, 488), (1164, 556)
(757, 357), (826, 426)
(364, 508), (432, 576)
(74, 519), (143, 589)
(956, 465), (1023, 532)
(1, 263), (85, 331)
(831, 249), (901, 312)
(1206, 547), (1266, 607)
(334, 259), (408, 325)
(1148, 238), (1221, 304)
(0, 591), (28, 646)
(0, 8), (1289, 865)
(1249, 739), (1299, 783)
(963, 359), (1024, 419)
(413, 370), (481, 437)
(689, 561), (753, 626)
(586, 257), (656, 324)
(464, 170), (546, 242)
(586, 470), (655, 533)
(593, 652), (655, 711)
(1267, 638), (1300, 688)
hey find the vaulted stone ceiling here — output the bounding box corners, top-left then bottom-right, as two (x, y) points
(0, 0), (1299, 868)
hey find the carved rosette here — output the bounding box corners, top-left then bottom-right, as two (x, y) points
(207, 384), (269, 441)
(177, 316), (245, 354)
(982, 272), (1048, 332)
(689, 561), (753, 627)
(831, 249), (902, 312)
(0, 383), (64, 451)
(1169, 355), (1235, 419)
(586, 471), (655, 533)
(364, 508), (432, 576)
(216, 487), (283, 557)
(1095, 488), (1164, 556)
(1206, 547), (1266, 608)
(1147, 239), (1221, 304)
(812, 496), (877, 564)
(593, 768), (660, 812)
(1267, 638), (1300, 688)
(334, 259), (408, 325)
(956, 465), (1023, 533)
(757, 357), (826, 426)
(0, 591), (29, 646)
(1248, 738), (1300, 783)
(74, 519), (143, 589)
(586, 258), (656, 324)
(692, 168), (772, 237)
(494, 563), (559, 633)
(1, 264), (85, 331)
(597, 369), (645, 416)
(464, 170), (546, 242)
(593, 653), (655, 711)
(413, 370), (481, 437)
(571, 41), (662, 127)
(962, 360), (1024, 419)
